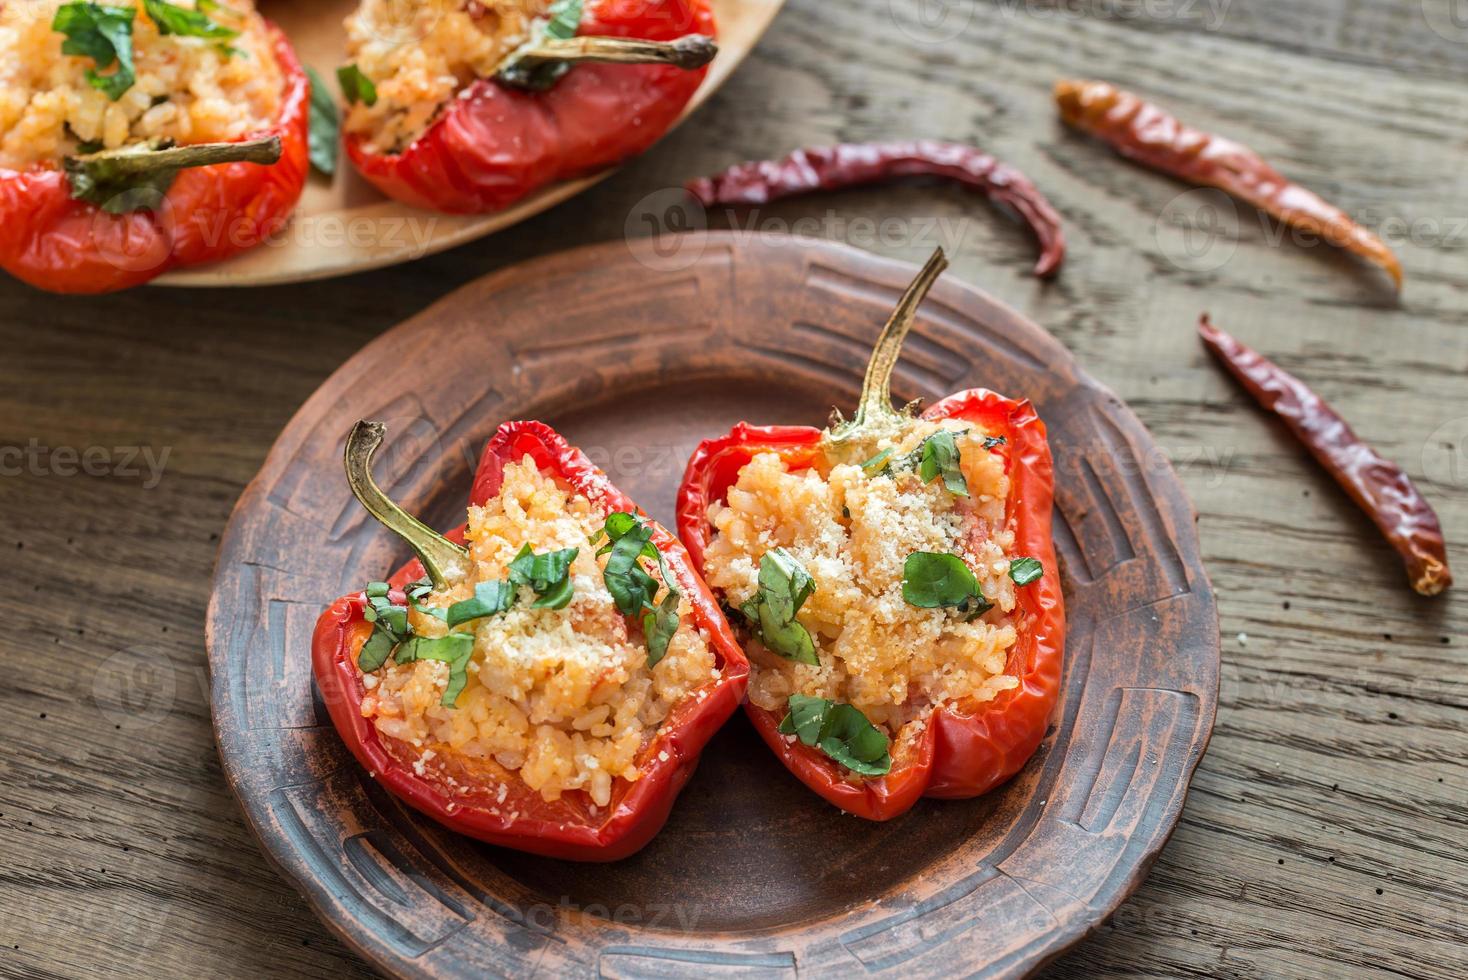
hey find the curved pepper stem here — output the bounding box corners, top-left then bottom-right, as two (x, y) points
(65, 136), (283, 213)
(824, 247), (949, 455)
(499, 34), (717, 89)
(344, 420), (469, 591)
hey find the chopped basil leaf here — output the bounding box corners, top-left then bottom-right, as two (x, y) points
(357, 629), (395, 672)
(739, 548), (818, 665)
(915, 430), (969, 498)
(507, 544), (578, 609)
(595, 512), (681, 664)
(902, 551), (992, 621)
(446, 579), (516, 627)
(304, 66), (339, 176)
(337, 64), (377, 106)
(1009, 557), (1044, 586)
(858, 448), (893, 476)
(777, 692), (828, 744)
(365, 581), (390, 598)
(393, 634), (475, 707)
(642, 590), (680, 668)
(54, 3), (137, 101)
(142, 0), (238, 40)
(544, 0), (583, 40)
(983, 435), (1006, 450)
(777, 695), (892, 776)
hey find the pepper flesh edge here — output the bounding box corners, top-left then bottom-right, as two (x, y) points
(343, 0), (716, 214)
(674, 391), (1065, 821)
(313, 420), (750, 861)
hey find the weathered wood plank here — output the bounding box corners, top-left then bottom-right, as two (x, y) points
(0, 0), (1463, 977)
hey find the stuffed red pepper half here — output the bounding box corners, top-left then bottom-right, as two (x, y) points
(0, 0), (309, 293)
(676, 249), (1065, 821)
(339, 0), (716, 213)
(314, 419), (748, 861)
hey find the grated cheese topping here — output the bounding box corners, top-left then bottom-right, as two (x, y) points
(702, 419), (1022, 761)
(358, 456), (716, 807)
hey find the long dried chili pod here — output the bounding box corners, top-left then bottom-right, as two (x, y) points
(686, 141), (1066, 278)
(1055, 79), (1401, 289)
(1198, 315), (1449, 596)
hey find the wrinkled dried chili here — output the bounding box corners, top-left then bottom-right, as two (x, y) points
(1055, 79), (1402, 289)
(685, 141), (1066, 278)
(1198, 315), (1450, 596)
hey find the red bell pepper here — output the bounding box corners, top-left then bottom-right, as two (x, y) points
(345, 0), (716, 214)
(314, 419), (749, 861)
(676, 250), (1065, 821)
(0, 20), (309, 295)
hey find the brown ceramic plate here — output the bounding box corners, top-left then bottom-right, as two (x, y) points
(207, 233), (1219, 978)
(157, 0), (786, 288)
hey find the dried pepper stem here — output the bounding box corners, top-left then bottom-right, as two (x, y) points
(67, 136), (283, 178)
(1198, 316), (1450, 596)
(514, 33), (717, 70)
(1055, 79), (1402, 289)
(344, 421), (469, 591)
(824, 247), (950, 458)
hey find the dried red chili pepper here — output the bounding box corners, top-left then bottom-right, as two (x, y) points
(313, 420), (749, 860)
(345, 0), (717, 214)
(1198, 315), (1450, 596)
(685, 141), (1067, 279)
(1055, 79), (1402, 289)
(676, 250), (1065, 820)
(0, 21), (309, 294)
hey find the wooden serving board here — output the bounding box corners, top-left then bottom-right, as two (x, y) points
(206, 233), (1219, 978)
(157, 0), (786, 287)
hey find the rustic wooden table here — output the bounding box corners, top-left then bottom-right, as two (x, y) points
(2, 1), (1464, 977)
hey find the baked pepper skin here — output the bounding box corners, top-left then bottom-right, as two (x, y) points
(314, 421), (749, 861)
(676, 390), (1065, 821)
(344, 0), (715, 214)
(0, 21), (309, 295)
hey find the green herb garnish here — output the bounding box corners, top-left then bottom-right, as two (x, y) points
(778, 694), (892, 776)
(304, 66), (339, 176)
(508, 544), (578, 609)
(1008, 557), (1044, 586)
(498, 0), (584, 89)
(902, 551), (992, 621)
(858, 448), (893, 476)
(142, 0), (238, 40)
(54, 2), (137, 101)
(594, 512), (681, 666)
(356, 582), (476, 706)
(983, 435), (1006, 450)
(544, 0), (583, 40)
(392, 633), (475, 707)
(446, 579), (516, 627)
(337, 64), (377, 106)
(915, 430), (969, 497)
(739, 548), (818, 665)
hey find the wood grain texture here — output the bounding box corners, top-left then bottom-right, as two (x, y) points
(206, 234), (1218, 977)
(1, 1), (1465, 977)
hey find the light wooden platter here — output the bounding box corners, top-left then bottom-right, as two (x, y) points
(158, 0), (785, 288)
(206, 234), (1220, 978)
